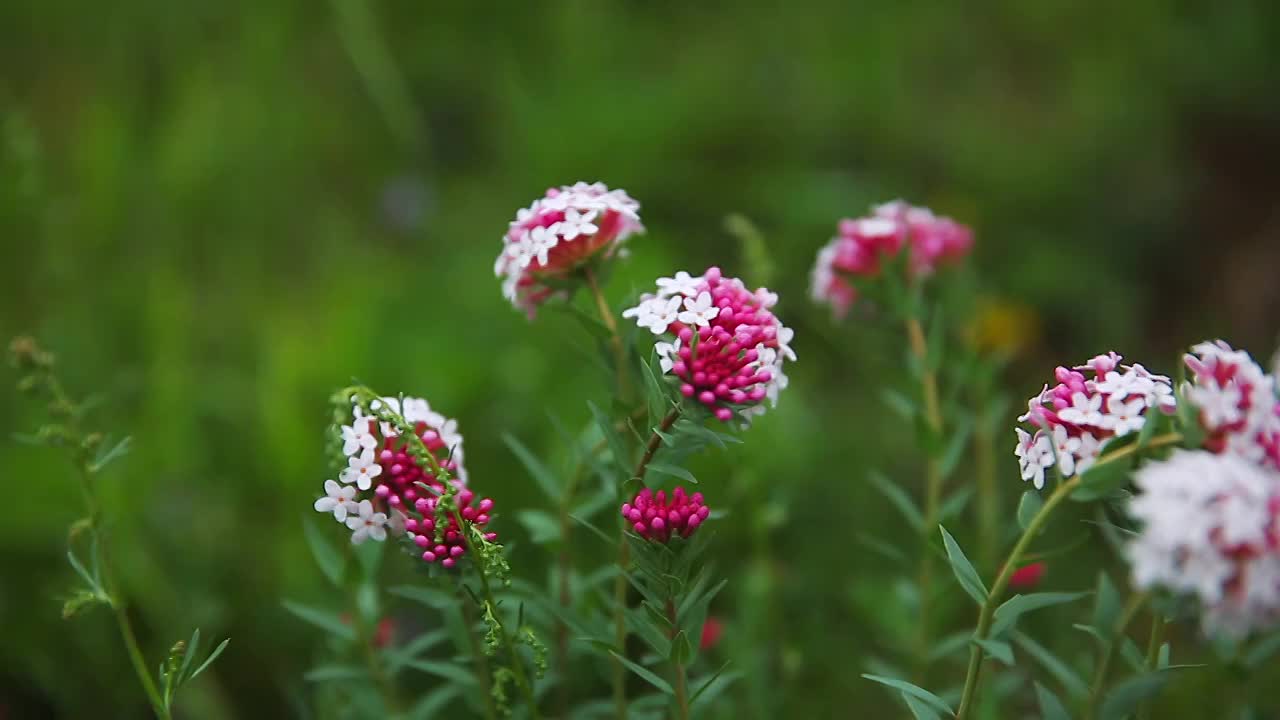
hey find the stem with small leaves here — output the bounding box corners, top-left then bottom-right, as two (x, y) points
(954, 432), (1183, 719)
(461, 589), (499, 720)
(666, 597), (690, 720)
(43, 374), (171, 720)
(466, 530), (539, 719)
(1084, 592), (1148, 720)
(613, 407), (682, 719)
(905, 314), (945, 680)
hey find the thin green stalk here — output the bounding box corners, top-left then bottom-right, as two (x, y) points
(472, 555), (539, 719)
(354, 606), (403, 717)
(974, 421), (999, 572)
(955, 432), (1183, 719)
(666, 598), (690, 720)
(613, 407), (682, 719)
(462, 592), (498, 720)
(905, 315), (945, 680)
(1136, 613), (1165, 720)
(583, 265), (632, 403)
(1084, 593), (1148, 720)
(47, 375), (169, 720)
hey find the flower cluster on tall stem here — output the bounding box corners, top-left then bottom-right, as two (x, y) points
(314, 392), (497, 567)
(1014, 352), (1176, 490)
(810, 200), (973, 318)
(495, 181), (643, 317)
(623, 267), (795, 422)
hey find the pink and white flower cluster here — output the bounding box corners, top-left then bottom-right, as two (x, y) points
(1128, 450), (1280, 637)
(621, 487), (710, 542)
(623, 267), (795, 422)
(810, 200), (974, 318)
(495, 182), (643, 316)
(313, 396), (497, 568)
(1014, 352), (1176, 489)
(1183, 340), (1280, 472)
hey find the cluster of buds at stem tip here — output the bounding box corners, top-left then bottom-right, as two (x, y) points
(495, 181), (643, 317)
(621, 487), (710, 542)
(313, 395), (496, 568)
(810, 200), (974, 319)
(623, 266), (795, 422)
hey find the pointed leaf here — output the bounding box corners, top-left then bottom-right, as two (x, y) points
(282, 600), (354, 642)
(515, 509), (562, 544)
(1013, 631), (1087, 698)
(991, 592), (1090, 638)
(689, 660), (734, 705)
(608, 651), (673, 694)
(88, 435), (132, 473)
(1016, 491), (1043, 531)
(404, 659), (479, 687)
(1099, 672), (1170, 720)
(861, 674), (954, 716)
(973, 637), (1014, 666)
(1035, 682), (1071, 720)
(939, 526), (987, 604)
(869, 472), (923, 531)
(304, 664), (368, 682)
(303, 518), (345, 586)
(647, 462), (697, 484)
(902, 691), (943, 720)
(502, 433), (561, 501)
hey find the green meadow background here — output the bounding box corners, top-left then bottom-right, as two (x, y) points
(3, 1), (1279, 717)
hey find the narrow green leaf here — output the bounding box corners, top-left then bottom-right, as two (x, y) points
(385, 629), (449, 671)
(973, 637), (1014, 666)
(569, 514), (613, 545)
(869, 472), (924, 531)
(689, 660), (734, 705)
(938, 486), (974, 523)
(502, 433), (562, 501)
(589, 402), (630, 476)
(1244, 630), (1280, 669)
(902, 691), (943, 720)
(1099, 673), (1170, 720)
(88, 435), (132, 473)
(1092, 573), (1121, 637)
(647, 462), (697, 484)
(410, 685), (462, 720)
(939, 526), (988, 604)
(178, 628), (201, 683)
(388, 585), (454, 610)
(66, 550), (99, 591)
(609, 651), (673, 694)
(1035, 682), (1071, 720)
(515, 509), (562, 544)
(404, 659), (479, 687)
(302, 518), (345, 587)
(282, 601), (354, 642)
(1157, 642), (1171, 669)
(881, 388), (917, 420)
(304, 664), (367, 682)
(1072, 454), (1133, 501)
(1013, 631), (1088, 698)
(927, 632), (972, 662)
(857, 533), (908, 563)
(861, 674), (954, 716)
(938, 416), (973, 479)
(991, 592), (1090, 638)
(1016, 491), (1043, 531)
(641, 354), (671, 426)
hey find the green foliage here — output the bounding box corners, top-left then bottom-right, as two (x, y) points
(939, 525), (987, 605)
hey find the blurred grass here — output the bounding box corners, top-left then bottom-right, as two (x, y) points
(2, 0), (1279, 717)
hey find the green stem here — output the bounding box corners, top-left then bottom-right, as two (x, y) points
(584, 265), (632, 403)
(666, 598), (690, 720)
(49, 374), (169, 720)
(461, 592), (498, 720)
(974, 421), (999, 573)
(1136, 613), (1165, 720)
(613, 407), (682, 720)
(905, 315), (945, 681)
(955, 432), (1183, 719)
(462, 542), (539, 719)
(1084, 593), (1148, 720)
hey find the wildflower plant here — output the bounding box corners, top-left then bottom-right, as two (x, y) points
(8, 337), (228, 720)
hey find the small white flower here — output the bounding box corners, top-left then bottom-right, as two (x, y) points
(1187, 384), (1244, 430)
(1102, 395), (1148, 436)
(656, 271), (703, 298)
(1074, 432), (1104, 475)
(624, 296), (682, 335)
(346, 500), (388, 544)
(776, 325), (797, 362)
(558, 208), (599, 240)
(1018, 385), (1051, 425)
(655, 338), (682, 373)
(1050, 425), (1084, 477)
(1015, 428), (1055, 490)
(523, 226), (559, 268)
(1095, 369), (1151, 399)
(754, 287), (779, 309)
(342, 450), (383, 490)
(341, 423), (377, 457)
(313, 480), (359, 522)
(1057, 391), (1104, 427)
(677, 292), (720, 327)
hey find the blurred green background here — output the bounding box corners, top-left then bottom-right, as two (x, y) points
(3, 1), (1280, 717)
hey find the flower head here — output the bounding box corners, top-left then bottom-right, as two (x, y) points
(621, 487), (710, 542)
(1183, 340), (1280, 472)
(810, 200), (973, 318)
(624, 267), (795, 422)
(495, 182), (643, 317)
(314, 395), (496, 566)
(1013, 352), (1175, 489)
(1128, 450), (1280, 637)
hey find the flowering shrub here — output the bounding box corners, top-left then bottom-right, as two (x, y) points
(15, 181), (1280, 720)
